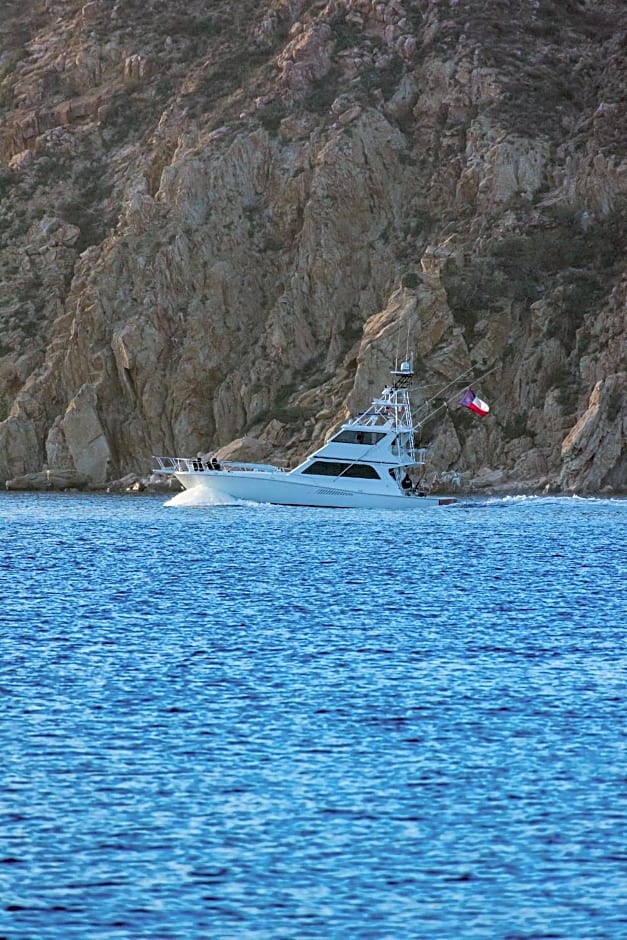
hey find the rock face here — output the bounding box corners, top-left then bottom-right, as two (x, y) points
(0, 0), (625, 492)
(560, 374), (626, 493)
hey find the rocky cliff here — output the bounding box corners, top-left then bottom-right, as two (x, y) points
(0, 0), (625, 493)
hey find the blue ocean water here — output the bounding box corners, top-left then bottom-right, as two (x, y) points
(0, 491), (625, 940)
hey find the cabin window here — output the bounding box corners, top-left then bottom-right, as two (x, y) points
(302, 461), (381, 479)
(332, 430), (386, 445)
(343, 463), (381, 479)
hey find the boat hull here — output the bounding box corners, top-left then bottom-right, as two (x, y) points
(174, 470), (452, 509)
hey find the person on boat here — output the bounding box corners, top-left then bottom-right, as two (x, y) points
(412, 475), (428, 496)
(401, 473), (412, 491)
(211, 456), (221, 471)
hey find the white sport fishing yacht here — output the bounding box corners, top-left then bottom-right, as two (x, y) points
(153, 361), (458, 508)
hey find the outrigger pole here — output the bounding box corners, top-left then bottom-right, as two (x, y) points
(411, 363), (499, 430)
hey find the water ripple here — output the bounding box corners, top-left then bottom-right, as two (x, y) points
(0, 493), (625, 939)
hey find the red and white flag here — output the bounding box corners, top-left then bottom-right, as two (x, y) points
(460, 387), (490, 417)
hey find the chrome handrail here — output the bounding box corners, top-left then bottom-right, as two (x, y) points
(152, 455), (287, 474)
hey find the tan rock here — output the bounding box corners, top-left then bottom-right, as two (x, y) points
(0, 416), (41, 482)
(277, 23), (334, 97)
(215, 436), (277, 464)
(58, 384), (111, 486)
(5, 469), (89, 491)
(560, 374), (626, 492)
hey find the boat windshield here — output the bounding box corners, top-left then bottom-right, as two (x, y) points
(331, 430), (386, 445)
(302, 461), (381, 479)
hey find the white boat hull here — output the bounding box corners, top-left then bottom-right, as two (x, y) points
(175, 469), (451, 509)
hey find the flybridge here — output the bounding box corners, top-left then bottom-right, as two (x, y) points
(346, 359), (415, 425)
